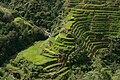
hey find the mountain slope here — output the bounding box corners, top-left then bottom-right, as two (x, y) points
(1, 0), (120, 80)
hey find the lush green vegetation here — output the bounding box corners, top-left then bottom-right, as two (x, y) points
(0, 0), (64, 30)
(0, 15), (48, 65)
(0, 0), (64, 65)
(1, 0), (120, 80)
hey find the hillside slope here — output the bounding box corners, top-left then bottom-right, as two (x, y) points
(1, 0), (120, 80)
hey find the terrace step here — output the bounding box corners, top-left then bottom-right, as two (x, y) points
(43, 53), (56, 58)
(44, 48), (57, 55)
(55, 70), (70, 80)
(44, 63), (62, 70)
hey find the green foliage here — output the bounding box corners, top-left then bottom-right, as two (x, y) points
(0, 14), (48, 65)
(0, 0), (64, 30)
(0, 57), (45, 80)
(1, 0), (120, 80)
(0, 5), (13, 22)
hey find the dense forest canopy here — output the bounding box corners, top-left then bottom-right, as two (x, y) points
(0, 0), (120, 80)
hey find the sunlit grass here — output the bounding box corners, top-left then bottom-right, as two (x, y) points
(65, 21), (75, 29)
(17, 41), (57, 65)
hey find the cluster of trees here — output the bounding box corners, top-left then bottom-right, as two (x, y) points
(0, 0), (64, 65)
(0, 19), (48, 65)
(0, 57), (44, 80)
(1, 0), (64, 30)
(0, 5), (49, 65)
